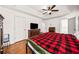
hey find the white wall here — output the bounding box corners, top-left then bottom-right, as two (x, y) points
(0, 7), (44, 44)
(44, 11), (79, 33)
(44, 18), (61, 32)
(1, 6), (79, 44)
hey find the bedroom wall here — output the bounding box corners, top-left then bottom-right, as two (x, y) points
(43, 18), (61, 32)
(43, 11), (79, 33)
(0, 6), (44, 44)
(0, 6), (79, 44)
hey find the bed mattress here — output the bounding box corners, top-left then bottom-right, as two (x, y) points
(28, 32), (79, 54)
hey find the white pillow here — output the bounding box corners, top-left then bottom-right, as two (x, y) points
(74, 32), (79, 40)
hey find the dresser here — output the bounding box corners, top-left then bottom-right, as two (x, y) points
(28, 29), (40, 38)
(49, 27), (55, 32)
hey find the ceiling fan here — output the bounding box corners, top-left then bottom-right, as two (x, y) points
(42, 5), (59, 15)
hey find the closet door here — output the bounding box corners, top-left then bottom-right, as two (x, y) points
(60, 19), (68, 34)
(68, 17), (76, 34)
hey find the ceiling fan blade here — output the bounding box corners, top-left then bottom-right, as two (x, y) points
(43, 12), (47, 14)
(42, 9), (47, 11)
(48, 6), (50, 10)
(52, 10), (59, 11)
(51, 5), (56, 9)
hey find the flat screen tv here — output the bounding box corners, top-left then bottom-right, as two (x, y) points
(30, 23), (38, 29)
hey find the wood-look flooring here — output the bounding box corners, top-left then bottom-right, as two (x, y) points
(3, 39), (32, 54)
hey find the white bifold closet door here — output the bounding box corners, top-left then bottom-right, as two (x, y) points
(60, 19), (68, 34)
(60, 17), (76, 34)
(68, 17), (76, 34)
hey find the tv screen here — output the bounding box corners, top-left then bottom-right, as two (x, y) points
(30, 23), (38, 29)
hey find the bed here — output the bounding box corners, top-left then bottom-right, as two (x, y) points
(27, 30), (79, 54)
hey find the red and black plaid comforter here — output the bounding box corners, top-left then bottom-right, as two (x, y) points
(31, 32), (79, 54)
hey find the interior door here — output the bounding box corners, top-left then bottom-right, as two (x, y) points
(68, 17), (76, 34)
(60, 19), (68, 34)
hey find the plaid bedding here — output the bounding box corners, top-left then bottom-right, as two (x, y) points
(30, 32), (79, 54)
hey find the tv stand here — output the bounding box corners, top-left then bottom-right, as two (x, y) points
(28, 29), (40, 38)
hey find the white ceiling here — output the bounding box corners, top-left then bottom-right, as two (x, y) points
(1, 5), (79, 19)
